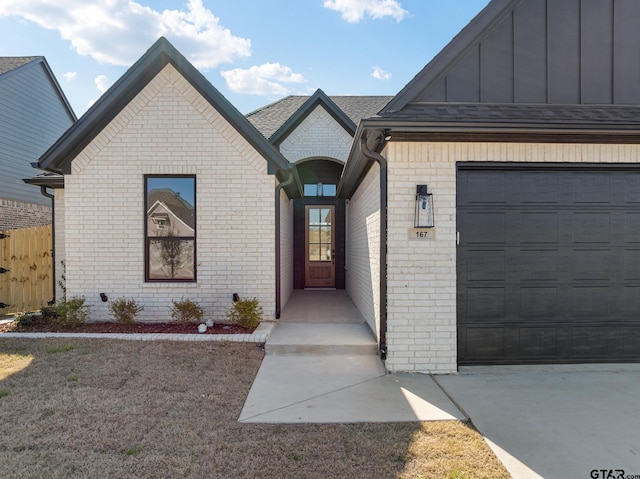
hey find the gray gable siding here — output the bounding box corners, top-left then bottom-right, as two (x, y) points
(0, 60), (75, 205)
(400, 0), (640, 108)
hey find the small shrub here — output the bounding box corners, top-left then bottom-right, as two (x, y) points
(226, 296), (263, 330)
(109, 297), (144, 325)
(170, 298), (204, 323)
(40, 306), (58, 320)
(13, 312), (42, 329)
(0, 389), (9, 399)
(55, 296), (90, 329)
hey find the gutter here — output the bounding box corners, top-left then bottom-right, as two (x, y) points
(39, 187), (56, 305)
(275, 168), (294, 319)
(360, 135), (388, 360)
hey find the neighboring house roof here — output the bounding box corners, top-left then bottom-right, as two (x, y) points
(340, 0), (640, 197)
(36, 37), (302, 198)
(0, 56), (40, 76)
(147, 188), (195, 230)
(247, 93), (393, 139)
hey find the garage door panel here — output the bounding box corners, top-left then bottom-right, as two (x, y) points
(624, 214), (640, 242)
(517, 172), (561, 204)
(465, 250), (505, 281)
(464, 327), (505, 359)
(570, 249), (611, 280)
(571, 212), (611, 243)
(466, 287), (505, 319)
(459, 212), (505, 244)
(458, 166), (640, 365)
(516, 212), (560, 244)
(571, 172), (612, 204)
(517, 250), (559, 281)
(520, 287), (559, 318)
(518, 327), (559, 358)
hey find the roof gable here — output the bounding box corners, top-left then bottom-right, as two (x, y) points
(37, 37), (299, 195)
(268, 89), (357, 146)
(383, 0), (640, 114)
(247, 93), (392, 139)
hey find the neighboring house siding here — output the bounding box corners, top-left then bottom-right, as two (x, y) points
(278, 106), (353, 163)
(346, 163), (380, 338)
(0, 198), (51, 230)
(384, 141), (640, 373)
(64, 64), (276, 322)
(280, 188), (293, 310)
(0, 61), (74, 206)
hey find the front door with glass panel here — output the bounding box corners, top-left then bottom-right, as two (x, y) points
(305, 205), (335, 288)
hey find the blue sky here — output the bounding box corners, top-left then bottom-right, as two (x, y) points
(0, 0), (490, 117)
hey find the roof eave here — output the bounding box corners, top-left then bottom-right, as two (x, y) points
(23, 175), (64, 189)
(37, 37), (293, 181)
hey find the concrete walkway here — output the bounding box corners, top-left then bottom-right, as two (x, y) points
(239, 290), (465, 423)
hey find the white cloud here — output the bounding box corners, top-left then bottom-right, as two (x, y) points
(63, 71), (77, 81)
(221, 63), (307, 96)
(0, 0), (251, 69)
(371, 66), (391, 80)
(323, 0), (408, 23)
(94, 75), (113, 94)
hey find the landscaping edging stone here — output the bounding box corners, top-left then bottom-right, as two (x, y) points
(0, 321), (275, 343)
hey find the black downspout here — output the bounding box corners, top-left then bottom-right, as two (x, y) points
(275, 169), (294, 319)
(361, 137), (388, 360)
(40, 186), (56, 305)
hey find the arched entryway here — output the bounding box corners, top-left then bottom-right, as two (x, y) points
(293, 158), (346, 289)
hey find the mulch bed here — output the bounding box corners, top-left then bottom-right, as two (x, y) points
(0, 318), (254, 335)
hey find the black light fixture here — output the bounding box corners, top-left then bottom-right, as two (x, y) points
(233, 293), (239, 303)
(415, 185), (435, 228)
(100, 293), (108, 302)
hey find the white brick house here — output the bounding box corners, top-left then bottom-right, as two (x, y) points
(33, 0), (640, 373)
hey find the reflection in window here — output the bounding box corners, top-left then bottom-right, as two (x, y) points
(145, 176), (196, 281)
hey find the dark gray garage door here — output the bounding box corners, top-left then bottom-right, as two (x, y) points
(457, 164), (640, 365)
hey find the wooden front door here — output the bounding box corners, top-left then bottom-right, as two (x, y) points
(305, 205), (335, 288)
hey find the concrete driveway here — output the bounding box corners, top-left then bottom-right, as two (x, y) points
(437, 364), (640, 479)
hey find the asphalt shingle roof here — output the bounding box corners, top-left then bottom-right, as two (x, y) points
(0, 56), (40, 76)
(247, 95), (393, 138)
(380, 102), (640, 127)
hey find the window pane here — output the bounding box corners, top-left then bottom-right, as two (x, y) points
(309, 208), (320, 225)
(323, 184), (337, 197)
(309, 244), (321, 261)
(147, 177), (195, 237)
(148, 239), (195, 280)
(304, 184), (318, 196)
(309, 226), (320, 243)
(320, 227), (331, 244)
(322, 209), (331, 225)
(322, 245), (332, 261)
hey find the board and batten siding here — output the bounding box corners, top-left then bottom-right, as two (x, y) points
(345, 162), (380, 339)
(384, 141), (640, 373)
(0, 61), (74, 205)
(64, 63), (277, 322)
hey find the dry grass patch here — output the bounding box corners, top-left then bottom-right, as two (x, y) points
(0, 338), (509, 478)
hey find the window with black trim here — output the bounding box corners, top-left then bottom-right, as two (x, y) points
(145, 175), (196, 282)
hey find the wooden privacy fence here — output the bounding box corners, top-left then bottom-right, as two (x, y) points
(0, 225), (53, 314)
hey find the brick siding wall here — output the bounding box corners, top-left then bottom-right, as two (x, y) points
(345, 163), (380, 338)
(384, 141), (640, 373)
(63, 64), (277, 322)
(0, 198), (51, 230)
(279, 106), (353, 163)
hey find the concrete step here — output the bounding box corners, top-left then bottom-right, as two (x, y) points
(265, 322), (378, 356)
